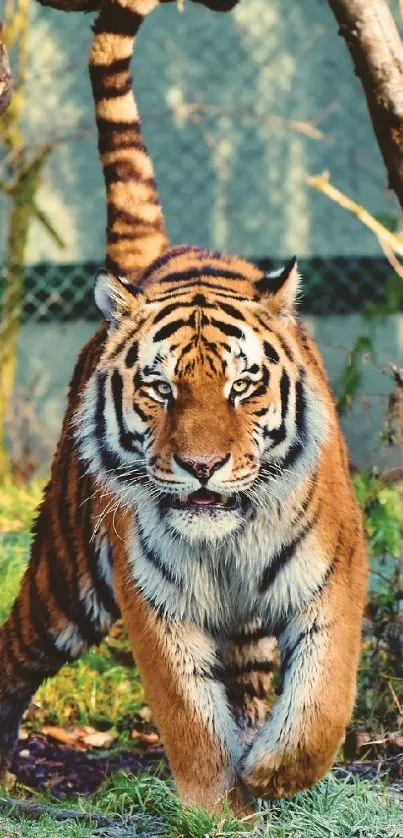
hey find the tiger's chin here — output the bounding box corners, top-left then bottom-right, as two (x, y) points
(158, 489), (250, 543)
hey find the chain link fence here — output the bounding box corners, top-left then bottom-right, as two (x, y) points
(1, 0), (402, 475)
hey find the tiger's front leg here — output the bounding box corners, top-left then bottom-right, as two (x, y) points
(113, 558), (251, 814)
(240, 576), (365, 799)
(0, 479), (120, 778)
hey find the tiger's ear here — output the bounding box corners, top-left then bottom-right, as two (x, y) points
(255, 256), (300, 318)
(94, 270), (142, 328)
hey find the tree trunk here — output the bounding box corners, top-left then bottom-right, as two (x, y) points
(327, 0), (403, 210)
(0, 149), (50, 482)
(0, 25), (12, 116)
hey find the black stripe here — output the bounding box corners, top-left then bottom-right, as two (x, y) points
(104, 158), (148, 184)
(210, 318), (243, 339)
(152, 282), (251, 304)
(139, 529), (183, 590)
(224, 660), (275, 678)
(152, 295), (218, 327)
(281, 620), (331, 680)
(108, 204), (159, 231)
(125, 341), (139, 368)
(92, 6), (142, 36)
(91, 75), (132, 101)
(275, 332), (295, 363)
(56, 453), (104, 647)
(97, 122), (143, 155)
(89, 57), (131, 79)
(281, 630), (307, 675)
(109, 326), (137, 361)
(295, 373), (308, 442)
(28, 518), (75, 666)
(159, 266), (247, 285)
(140, 246), (195, 283)
(263, 341), (280, 364)
(153, 302), (184, 325)
(226, 625), (269, 646)
(225, 680), (268, 701)
(132, 400), (149, 423)
(68, 341), (93, 400)
(293, 476), (317, 526)
(259, 506), (321, 593)
(257, 322), (294, 363)
(248, 384), (267, 401)
(219, 302), (246, 321)
(264, 369), (290, 446)
(154, 319), (187, 342)
(11, 596), (62, 674)
(5, 639), (46, 685)
(263, 372), (307, 474)
(111, 369), (143, 452)
(296, 322), (323, 378)
(79, 473), (120, 622)
(96, 372), (125, 472)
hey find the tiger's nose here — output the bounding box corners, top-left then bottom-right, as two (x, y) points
(173, 453), (230, 484)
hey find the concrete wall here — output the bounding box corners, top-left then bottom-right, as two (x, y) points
(12, 315), (403, 473)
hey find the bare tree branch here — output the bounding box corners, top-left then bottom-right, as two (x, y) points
(0, 24), (12, 117)
(35, 0), (240, 13)
(307, 170), (403, 256)
(327, 0), (403, 210)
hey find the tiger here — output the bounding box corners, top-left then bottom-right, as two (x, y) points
(0, 0), (367, 815)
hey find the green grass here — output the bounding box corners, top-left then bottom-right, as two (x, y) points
(0, 773), (401, 837)
(0, 481), (402, 836)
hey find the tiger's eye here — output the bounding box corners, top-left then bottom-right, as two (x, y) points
(155, 381), (172, 397)
(231, 379), (250, 396)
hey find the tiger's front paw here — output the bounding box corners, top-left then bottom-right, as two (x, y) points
(240, 742), (330, 799)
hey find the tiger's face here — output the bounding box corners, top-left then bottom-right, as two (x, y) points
(77, 247), (328, 543)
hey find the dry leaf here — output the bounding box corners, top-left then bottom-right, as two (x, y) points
(131, 729), (159, 745)
(41, 726), (87, 750)
(82, 731), (116, 748)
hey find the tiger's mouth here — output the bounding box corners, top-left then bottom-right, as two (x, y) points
(159, 488), (249, 515)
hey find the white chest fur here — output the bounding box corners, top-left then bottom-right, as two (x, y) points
(127, 500), (329, 636)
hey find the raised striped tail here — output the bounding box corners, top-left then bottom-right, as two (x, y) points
(89, 0), (169, 280)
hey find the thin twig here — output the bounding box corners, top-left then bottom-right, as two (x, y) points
(307, 171), (403, 257)
(174, 101), (328, 141)
(376, 236), (403, 278)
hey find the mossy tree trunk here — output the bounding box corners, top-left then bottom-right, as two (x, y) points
(0, 148), (51, 481)
(0, 0), (63, 482)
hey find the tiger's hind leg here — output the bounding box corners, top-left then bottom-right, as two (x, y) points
(219, 627), (278, 748)
(0, 478), (120, 778)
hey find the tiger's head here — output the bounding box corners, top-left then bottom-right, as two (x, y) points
(76, 246), (329, 543)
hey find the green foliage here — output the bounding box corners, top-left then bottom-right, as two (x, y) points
(363, 274), (403, 321)
(354, 472), (401, 563)
(354, 473), (402, 732)
(335, 269), (403, 416)
(336, 335), (373, 415)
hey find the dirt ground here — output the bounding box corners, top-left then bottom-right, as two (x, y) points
(9, 732), (403, 800)
(10, 732), (168, 798)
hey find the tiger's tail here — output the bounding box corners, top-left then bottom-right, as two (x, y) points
(89, 0), (169, 280)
